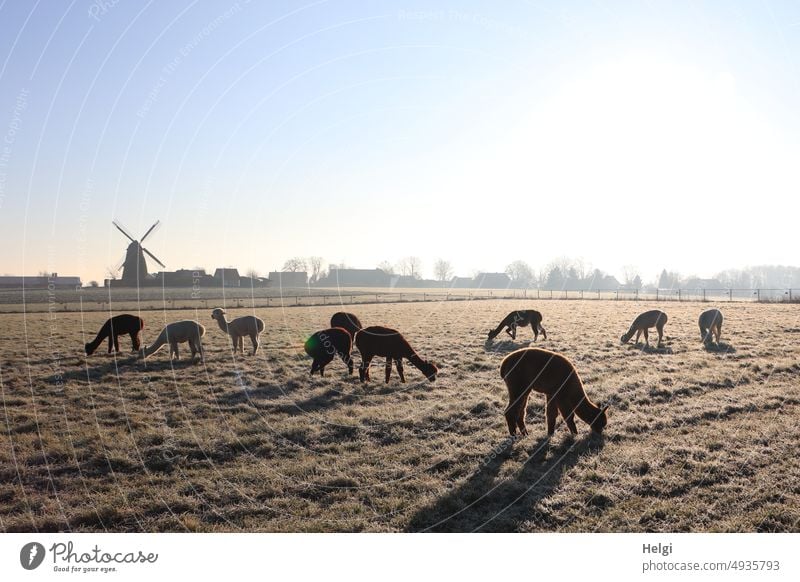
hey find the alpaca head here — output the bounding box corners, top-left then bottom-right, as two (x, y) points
(211, 308), (226, 322)
(84, 342), (95, 356)
(421, 360), (438, 382)
(620, 331), (632, 344)
(591, 404), (609, 434)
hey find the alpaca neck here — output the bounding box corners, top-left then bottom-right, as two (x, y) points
(215, 317), (230, 333)
(574, 397), (601, 424)
(408, 352), (428, 372)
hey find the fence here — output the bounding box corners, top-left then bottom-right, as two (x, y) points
(1, 287), (796, 314)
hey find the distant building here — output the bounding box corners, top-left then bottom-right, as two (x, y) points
(214, 268), (241, 287)
(472, 272), (511, 289)
(318, 268), (392, 287)
(0, 274), (81, 289)
(683, 278), (724, 290)
(268, 271), (308, 287)
(240, 275), (270, 288)
(449, 276), (475, 289)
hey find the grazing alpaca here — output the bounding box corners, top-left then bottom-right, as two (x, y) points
(330, 312), (363, 339)
(210, 308), (265, 355)
(85, 314), (145, 355)
(699, 308), (723, 344)
(304, 327), (353, 376)
(355, 326), (438, 383)
(487, 310), (546, 341)
(500, 348), (608, 437)
(621, 310), (668, 347)
(140, 320), (205, 362)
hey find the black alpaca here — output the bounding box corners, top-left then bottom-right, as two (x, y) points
(304, 327), (354, 376)
(85, 314), (145, 355)
(487, 310), (546, 341)
(330, 312), (363, 338)
(355, 326), (437, 383)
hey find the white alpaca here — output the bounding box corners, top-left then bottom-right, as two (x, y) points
(140, 320), (205, 361)
(211, 308), (265, 355)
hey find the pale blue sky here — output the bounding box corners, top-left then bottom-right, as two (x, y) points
(1, 1), (798, 283)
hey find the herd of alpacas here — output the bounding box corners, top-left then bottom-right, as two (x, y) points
(84, 306), (725, 439)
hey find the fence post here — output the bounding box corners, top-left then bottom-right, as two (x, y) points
(296, 296), (299, 306)
(729, 289), (732, 302)
(702, 289), (706, 302)
(635, 289), (639, 301)
(756, 289), (760, 302)
(615, 290), (618, 301)
(790, 289), (793, 302)
(376, 294), (379, 303)
(656, 289), (659, 301)
(678, 290), (681, 301)
(537, 289), (540, 299)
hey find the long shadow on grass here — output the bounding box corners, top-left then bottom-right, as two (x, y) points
(483, 339), (527, 354)
(406, 434), (603, 532)
(703, 342), (736, 354)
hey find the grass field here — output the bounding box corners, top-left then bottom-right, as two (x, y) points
(1, 299), (798, 532)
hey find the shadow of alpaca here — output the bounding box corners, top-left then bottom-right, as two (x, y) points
(54, 356), (139, 383)
(483, 339), (524, 354)
(273, 387), (362, 415)
(631, 343), (674, 355)
(406, 434), (604, 532)
(703, 341), (736, 354)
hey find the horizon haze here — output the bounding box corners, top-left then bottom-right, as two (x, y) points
(1, 1), (798, 283)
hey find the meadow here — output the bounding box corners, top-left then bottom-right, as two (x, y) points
(0, 299), (798, 532)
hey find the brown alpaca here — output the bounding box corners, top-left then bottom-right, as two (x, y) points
(698, 308), (723, 344)
(304, 327), (353, 376)
(330, 312), (363, 339)
(621, 310), (668, 347)
(487, 310), (546, 341)
(85, 314), (145, 355)
(500, 348), (608, 437)
(355, 326), (438, 383)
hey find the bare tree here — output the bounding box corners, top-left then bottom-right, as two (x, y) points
(433, 259), (453, 285)
(377, 260), (395, 275)
(105, 266), (118, 280)
(622, 265), (640, 286)
(245, 268), (260, 279)
(397, 256), (422, 279)
(282, 257), (307, 272)
(308, 256), (325, 283)
(89, 280), (99, 288)
(505, 260), (534, 288)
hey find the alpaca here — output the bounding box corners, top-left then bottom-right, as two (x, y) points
(355, 326), (437, 383)
(500, 347), (608, 437)
(210, 308), (265, 355)
(139, 320), (205, 362)
(621, 310), (668, 347)
(85, 314), (145, 355)
(304, 327), (353, 376)
(330, 312), (363, 339)
(699, 308), (723, 344)
(487, 310), (546, 341)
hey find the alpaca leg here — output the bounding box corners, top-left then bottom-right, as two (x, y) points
(560, 405), (578, 434)
(504, 403), (519, 436)
(396, 359), (405, 383)
(656, 325), (664, 347)
(545, 396), (559, 436)
(359, 355), (373, 382)
(238, 336), (244, 355)
(171, 341), (179, 360)
(511, 325), (517, 340)
(130, 332), (139, 352)
(250, 333), (258, 355)
(532, 324), (538, 342)
(107, 335), (114, 354)
(341, 351), (354, 375)
(384, 358), (392, 383)
(113, 335), (120, 353)
(643, 329), (649, 346)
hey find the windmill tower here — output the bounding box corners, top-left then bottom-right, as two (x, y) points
(113, 220), (166, 286)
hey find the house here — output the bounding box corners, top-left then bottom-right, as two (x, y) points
(268, 271), (308, 287)
(318, 268), (392, 287)
(214, 268), (241, 287)
(0, 274), (82, 289)
(472, 272), (511, 289)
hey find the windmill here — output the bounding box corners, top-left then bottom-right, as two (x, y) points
(113, 219), (166, 286)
